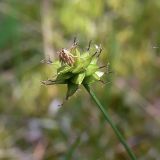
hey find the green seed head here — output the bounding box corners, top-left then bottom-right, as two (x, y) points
(41, 40), (107, 101)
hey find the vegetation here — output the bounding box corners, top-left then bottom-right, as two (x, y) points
(0, 0), (160, 159)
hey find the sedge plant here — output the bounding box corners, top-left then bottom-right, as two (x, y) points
(41, 38), (137, 160)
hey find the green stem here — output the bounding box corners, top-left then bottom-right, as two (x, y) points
(84, 84), (137, 160)
(65, 134), (81, 160)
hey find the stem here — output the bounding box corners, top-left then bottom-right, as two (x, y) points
(84, 84), (137, 160)
(65, 134), (81, 160)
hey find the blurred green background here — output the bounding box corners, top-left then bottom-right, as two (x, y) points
(0, 0), (160, 159)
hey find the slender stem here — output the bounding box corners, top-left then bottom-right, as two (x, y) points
(84, 84), (137, 160)
(65, 134), (81, 160)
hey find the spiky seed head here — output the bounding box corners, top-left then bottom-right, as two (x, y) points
(42, 40), (109, 104)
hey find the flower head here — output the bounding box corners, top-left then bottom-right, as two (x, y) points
(41, 39), (108, 102)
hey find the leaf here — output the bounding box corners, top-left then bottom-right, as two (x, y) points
(66, 82), (79, 100)
(71, 72), (85, 84)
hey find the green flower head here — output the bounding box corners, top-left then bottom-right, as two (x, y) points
(41, 39), (109, 102)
